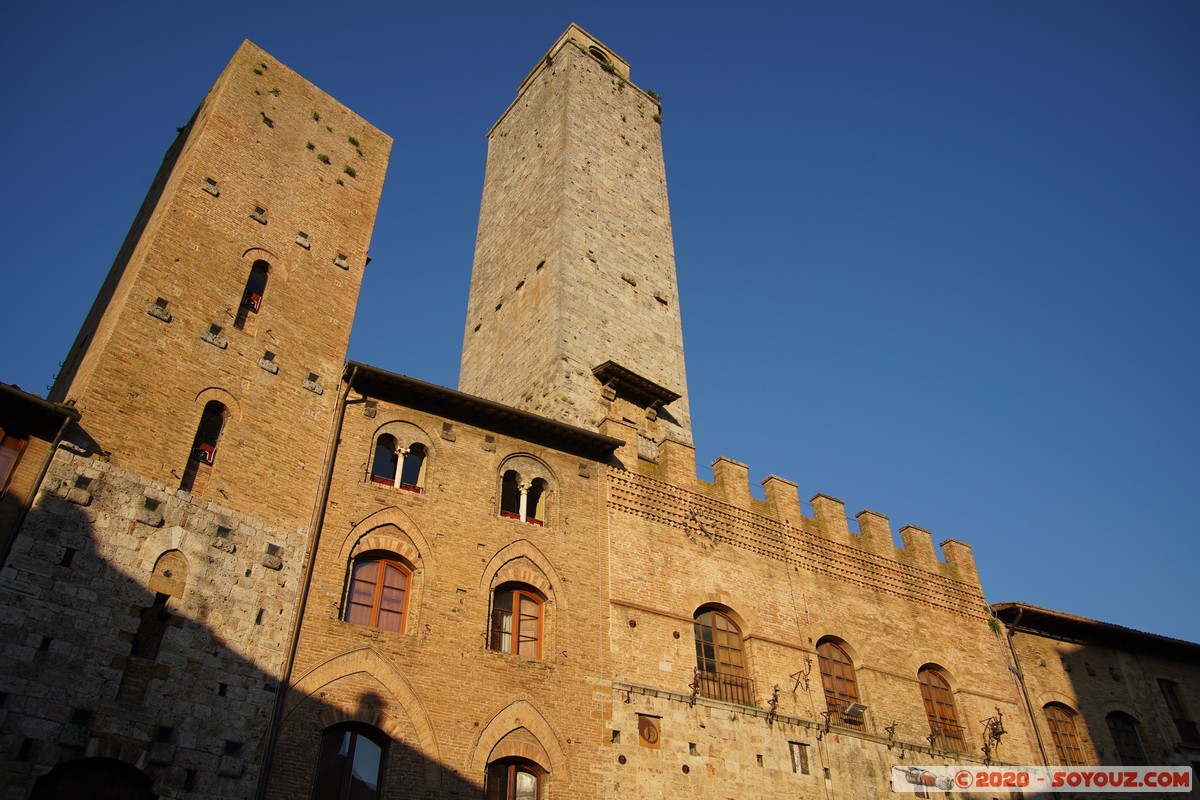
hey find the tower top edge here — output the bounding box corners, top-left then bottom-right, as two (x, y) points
(515, 23), (632, 96)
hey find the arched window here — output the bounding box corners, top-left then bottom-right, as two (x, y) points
(344, 554), (410, 632)
(1045, 703), (1087, 765)
(399, 442), (426, 492)
(486, 759), (540, 800)
(500, 469), (548, 525)
(490, 585), (542, 658)
(372, 435), (399, 485)
(1107, 712), (1147, 765)
(693, 608), (751, 705)
(919, 666), (966, 751)
(313, 723), (387, 800)
(500, 470), (521, 519)
(371, 436), (426, 493)
(526, 478), (547, 525)
(180, 401), (226, 492)
(817, 639), (862, 726)
(234, 259), (269, 331)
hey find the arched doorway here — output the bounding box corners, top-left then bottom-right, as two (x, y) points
(31, 757), (157, 800)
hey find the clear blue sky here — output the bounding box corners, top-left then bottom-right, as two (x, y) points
(3, 2), (1197, 642)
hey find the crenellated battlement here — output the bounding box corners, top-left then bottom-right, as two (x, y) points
(625, 440), (982, 596)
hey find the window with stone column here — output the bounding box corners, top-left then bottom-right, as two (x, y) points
(498, 456), (553, 526)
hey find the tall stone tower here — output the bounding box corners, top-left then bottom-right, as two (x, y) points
(50, 40), (391, 530)
(0, 42), (390, 799)
(459, 24), (692, 453)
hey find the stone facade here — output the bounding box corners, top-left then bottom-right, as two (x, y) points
(460, 26), (692, 448)
(0, 24), (1196, 800)
(0, 450), (305, 797)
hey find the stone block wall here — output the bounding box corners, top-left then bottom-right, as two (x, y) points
(460, 29), (691, 445)
(0, 449), (307, 799)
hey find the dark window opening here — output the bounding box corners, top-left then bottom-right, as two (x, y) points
(500, 470), (521, 519)
(130, 593), (171, 660)
(399, 442), (425, 492)
(526, 478), (546, 525)
(371, 435), (398, 485)
(370, 436), (426, 492)
(486, 759), (540, 800)
(181, 401), (226, 492)
(234, 260), (269, 331)
(313, 724), (386, 800)
(1160, 679), (1199, 744)
(1107, 712), (1148, 765)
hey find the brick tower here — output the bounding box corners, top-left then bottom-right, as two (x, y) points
(0, 42), (390, 798)
(50, 40), (391, 531)
(459, 24), (693, 452)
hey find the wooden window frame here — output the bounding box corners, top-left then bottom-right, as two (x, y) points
(0, 429), (28, 496)
(693, 608), (753, 705)
(344, 555), (411, 633)
(485, 760), (540, 800)
(490, 586), (543, 659)
(1045, 703), (1088, 766)
(919, 667), (966, 751)
(1107, 712), (1148, 766)
(817, 640), (861, 726)
(312, 723), (387, 800)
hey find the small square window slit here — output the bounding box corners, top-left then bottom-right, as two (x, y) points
(202, 177), (220, 197)
(201, 325), (228, 349)
(250, 207), (267, 225)
(258, 349), (279, 374)
(333, 253), (349, 270)
(147, 297), (172, 323)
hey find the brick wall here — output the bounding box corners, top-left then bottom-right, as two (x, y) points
(50, 40), (391, 532)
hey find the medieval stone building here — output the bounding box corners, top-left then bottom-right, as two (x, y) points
(0, 24), (1196, 800)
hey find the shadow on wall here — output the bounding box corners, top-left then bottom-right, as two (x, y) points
(1012, 631), (1199, 786)
(0, 454), (490, 800)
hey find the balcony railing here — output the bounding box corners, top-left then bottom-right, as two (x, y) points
(694, 669), (755, 707)
(928, 722), (968, 752)
(826, 699), (868, 730)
